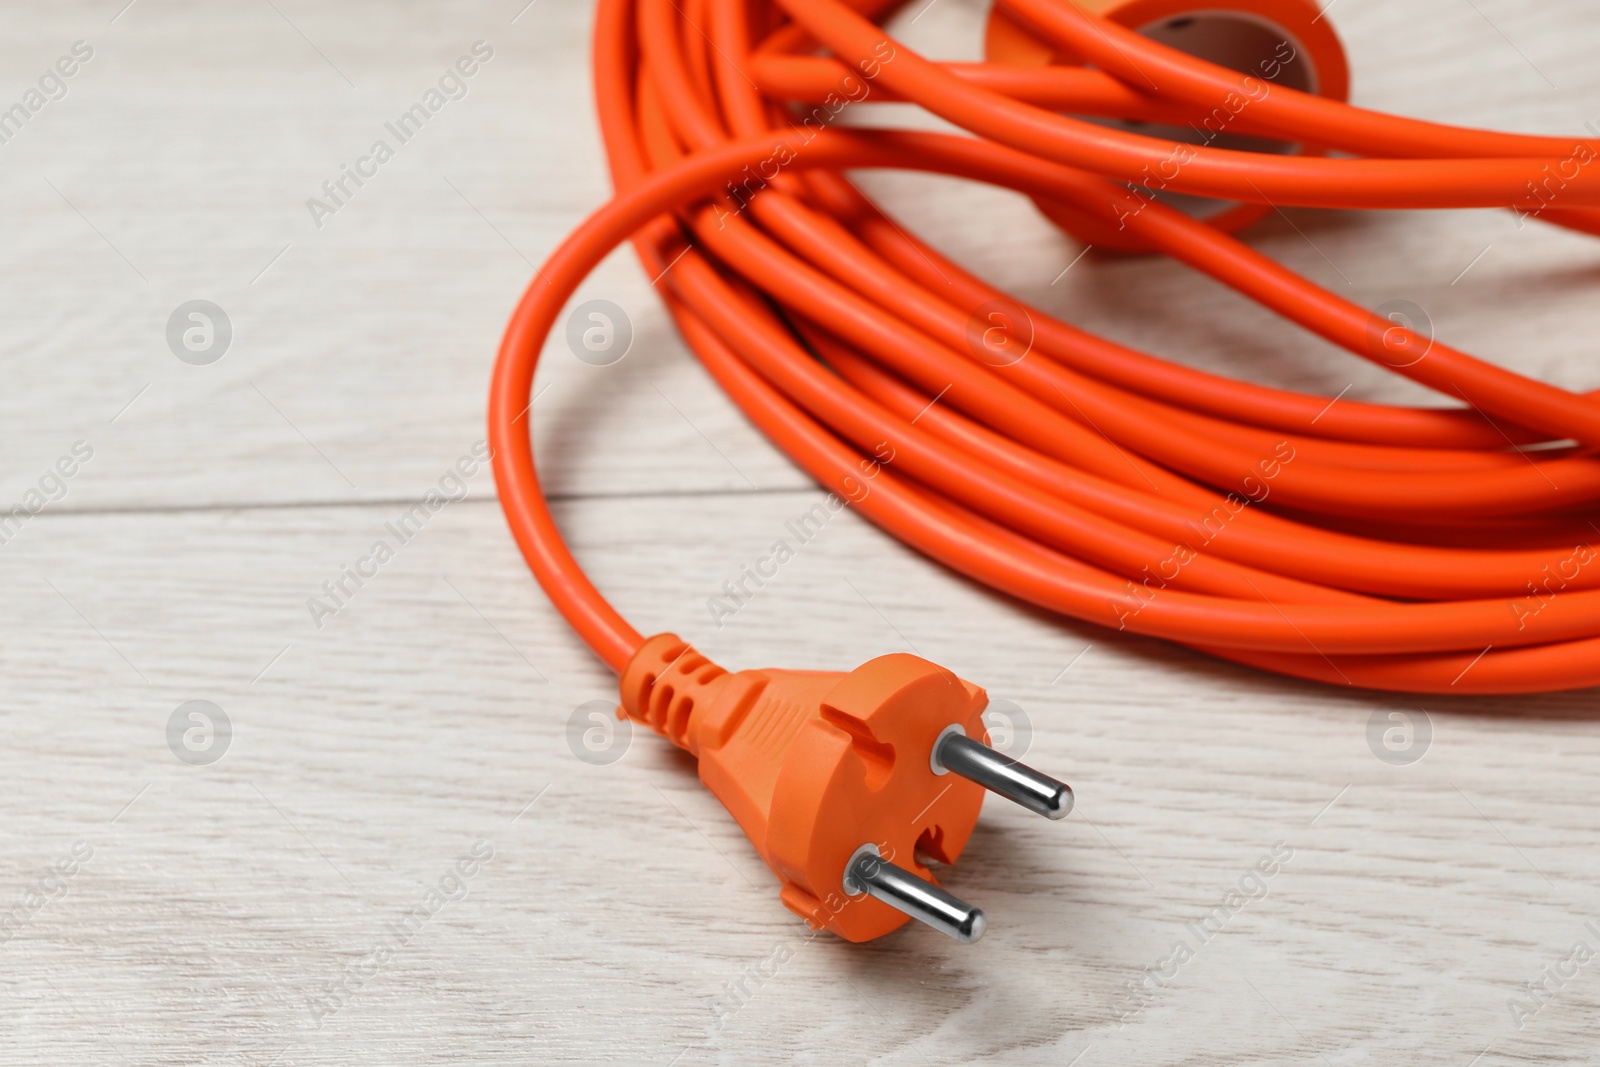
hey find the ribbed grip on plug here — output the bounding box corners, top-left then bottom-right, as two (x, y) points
(618, 633), (729, 752)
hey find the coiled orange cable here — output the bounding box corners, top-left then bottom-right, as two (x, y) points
(489, 0), (1600, 694)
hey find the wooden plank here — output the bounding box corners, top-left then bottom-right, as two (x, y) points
(2, 0), (1598, 512)
(5, 492), (1600, 1063)
(5, 0), (1600, 1063)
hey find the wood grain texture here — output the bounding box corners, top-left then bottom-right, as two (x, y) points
(4, 0), (1600, 1064)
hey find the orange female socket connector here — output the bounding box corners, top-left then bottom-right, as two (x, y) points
(984, 0), (1350, 251)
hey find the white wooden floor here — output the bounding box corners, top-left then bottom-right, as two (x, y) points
(5, 0), (1600, 1063)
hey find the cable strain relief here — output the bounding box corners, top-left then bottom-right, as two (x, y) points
(618, 632), (730, 753)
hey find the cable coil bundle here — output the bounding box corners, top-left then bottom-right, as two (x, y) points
(489, 0), (1600, 694)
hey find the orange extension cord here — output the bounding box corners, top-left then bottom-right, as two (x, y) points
(490, 0), (1600, 695)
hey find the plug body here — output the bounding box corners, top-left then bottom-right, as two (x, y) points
(619, 633), (991, 942)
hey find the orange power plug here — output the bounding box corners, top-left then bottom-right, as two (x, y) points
(619, 633), (1073, 942)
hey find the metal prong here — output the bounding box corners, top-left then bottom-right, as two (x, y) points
(844, 846), (985, 943)
(935, 731), (1073, 820)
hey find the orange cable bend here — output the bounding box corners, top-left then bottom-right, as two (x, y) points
(490, 0), (1600, 694)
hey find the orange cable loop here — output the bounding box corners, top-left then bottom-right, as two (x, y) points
(490, 0), (1600, 693)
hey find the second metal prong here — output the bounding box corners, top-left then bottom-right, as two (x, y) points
(935, 729), (1073, 820)
(844, 845), (985, 943)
